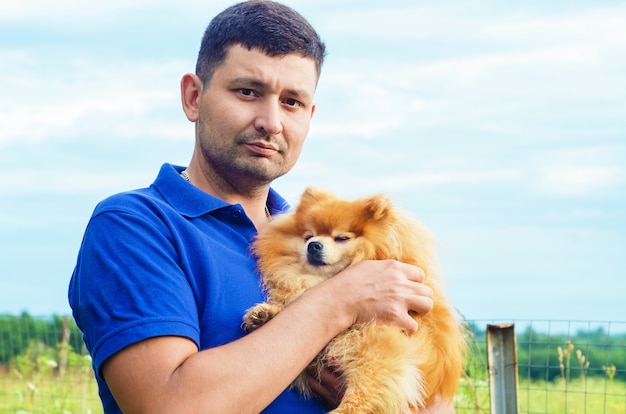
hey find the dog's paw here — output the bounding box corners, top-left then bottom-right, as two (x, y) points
(243, 303), (280, 332)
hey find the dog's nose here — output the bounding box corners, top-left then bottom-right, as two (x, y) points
(307, 241), (323, 255)
(307, 241), (325, 266)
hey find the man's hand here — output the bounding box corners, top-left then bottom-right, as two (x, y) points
(329, 260), (434, 333)
(306, 366), (344, 409)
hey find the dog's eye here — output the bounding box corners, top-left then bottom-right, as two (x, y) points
(334, 235), (351, 242)
(303, 233), (314, 241)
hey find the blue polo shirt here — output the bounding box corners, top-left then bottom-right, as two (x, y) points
(69, 163), (326, 413)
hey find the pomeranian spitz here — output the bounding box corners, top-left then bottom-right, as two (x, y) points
(244, 187), (466, 413)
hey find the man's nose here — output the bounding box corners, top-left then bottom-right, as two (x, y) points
(254, 100), (283, 136)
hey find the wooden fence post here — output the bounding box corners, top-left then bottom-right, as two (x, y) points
(487, 323), (518, 414)
(55, 316), (70, 377)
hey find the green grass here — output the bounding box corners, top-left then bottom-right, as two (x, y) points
(0, 364), (102, 414)
(455, 376), (626, 414)
(1, 367), (624, 413)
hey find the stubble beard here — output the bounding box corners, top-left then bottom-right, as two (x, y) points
(199, 128), (293, 191)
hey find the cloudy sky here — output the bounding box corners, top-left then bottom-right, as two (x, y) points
(1, 0), (625, 325)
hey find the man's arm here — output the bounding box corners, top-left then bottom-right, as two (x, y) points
(102, 260), (433, 414)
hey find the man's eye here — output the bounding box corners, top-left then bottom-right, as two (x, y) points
(283, 98), (301, 107)
(239, 88), (256, 97)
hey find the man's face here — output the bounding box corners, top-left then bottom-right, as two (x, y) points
(195, 44), (318, 189)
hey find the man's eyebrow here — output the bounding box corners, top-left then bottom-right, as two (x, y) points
(230, 77), (312, 102)
(231, 77), (265, 88)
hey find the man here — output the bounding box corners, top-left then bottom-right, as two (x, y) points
(69, 1), (452, 412)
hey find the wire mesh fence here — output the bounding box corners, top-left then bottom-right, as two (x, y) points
(0, 313), (101, 414)
(1, 315), (625, 413)
(457, 319), (626, 414)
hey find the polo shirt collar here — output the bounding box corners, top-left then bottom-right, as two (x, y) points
(152, 163), (291, 218)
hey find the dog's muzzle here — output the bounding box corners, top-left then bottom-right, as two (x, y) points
(306, 241), (326, 266)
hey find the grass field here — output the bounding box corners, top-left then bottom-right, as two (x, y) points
(0, 366), (102, 414)
(1, 366), (624, 414)
(455, 376), (626, 413)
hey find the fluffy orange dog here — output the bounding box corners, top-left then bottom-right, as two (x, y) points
(244, 187), (466, 413)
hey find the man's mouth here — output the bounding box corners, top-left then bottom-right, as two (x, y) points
(245, 141), (279, 156)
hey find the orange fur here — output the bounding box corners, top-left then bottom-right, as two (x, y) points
(244, 187), (466, 413)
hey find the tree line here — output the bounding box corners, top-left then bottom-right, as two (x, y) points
(0, 312), (85, 365)
(1, 312), (624, 383)
(466, 321), (626, 382)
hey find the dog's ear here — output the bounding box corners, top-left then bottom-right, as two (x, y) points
(301, 186), (321, 200)
(362, 195), (392, 222)
(299, 186), (330, 205)
(297, 186), (330, 215)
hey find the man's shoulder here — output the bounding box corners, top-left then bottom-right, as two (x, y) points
(91, 163), (178, 216)
(93, 186), (164, 216)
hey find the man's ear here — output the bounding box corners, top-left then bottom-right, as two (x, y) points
(180, 73), (203, 122)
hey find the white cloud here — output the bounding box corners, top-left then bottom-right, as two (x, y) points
(0, 0), (140, 25)
(313, 3), (489, 40)
(0, 0), (233, 24)
(317, 2), (626, 94)
(0, 169), (155, 196)
(536, 165), (625, 197)
(0, 56), (186, 144)
(485, 5), (626, 47)
(312, 11), (626, 144)
(531, 146), (626, 197)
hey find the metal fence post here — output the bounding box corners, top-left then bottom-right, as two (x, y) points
(487, 323), (519, 414)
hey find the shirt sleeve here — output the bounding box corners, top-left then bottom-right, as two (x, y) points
(69, 197), (200, 380)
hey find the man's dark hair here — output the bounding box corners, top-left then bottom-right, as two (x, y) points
(196, 0), (326, 86)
